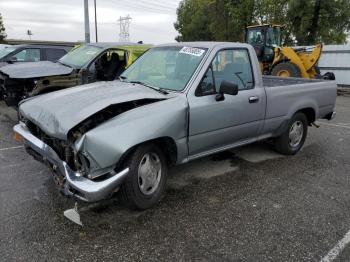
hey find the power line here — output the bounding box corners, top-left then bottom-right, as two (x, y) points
(110, 0), (176, 14)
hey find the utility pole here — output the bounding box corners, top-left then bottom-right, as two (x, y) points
(94, 0), (98, 42)
(117, 15), (132, 42)
(84, 0), (90, 43)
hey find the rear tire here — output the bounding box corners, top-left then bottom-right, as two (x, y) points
(119, 143), (168, 210)
(274, 113), (308, 155)
(271, 62), (302, 78)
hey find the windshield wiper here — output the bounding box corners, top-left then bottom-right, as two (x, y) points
(128, 80), (168, 95)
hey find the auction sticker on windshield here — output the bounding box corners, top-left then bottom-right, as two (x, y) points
(179, 47), (205, 57)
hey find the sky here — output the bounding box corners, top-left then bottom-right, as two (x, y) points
(0, 0), (182, 44)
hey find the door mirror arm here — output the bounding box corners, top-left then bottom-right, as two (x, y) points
(215, 92), (225, 101)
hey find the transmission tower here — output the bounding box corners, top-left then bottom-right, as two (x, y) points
(117, 15), (132, 42)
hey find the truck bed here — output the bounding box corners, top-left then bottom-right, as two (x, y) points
(260, 75), (337, 138)
(263, 75), (325, 87)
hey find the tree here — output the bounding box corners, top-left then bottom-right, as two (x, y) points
(174, 0), (215, 42)
(0, 13), (6, 43)
(175, 0), (256, 42)
(174, 0), (350, 45)
(175, 0), (288, 42)
(288, 0), (350, 45)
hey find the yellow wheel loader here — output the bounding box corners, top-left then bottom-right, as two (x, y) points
(245, 24), (335, 80)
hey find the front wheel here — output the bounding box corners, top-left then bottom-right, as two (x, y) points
(274, 113), (308, 155)
(119, 143), (168, 210)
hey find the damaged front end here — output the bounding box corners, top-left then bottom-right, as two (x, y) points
(0, 76), (35, 107)
(69, 98), (163, 174)
(14, 98), (165, 202)
(0, 72), (79, 107)
(14, 121), (129, 202)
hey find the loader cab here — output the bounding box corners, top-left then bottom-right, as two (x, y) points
(245, 24), (282, 65)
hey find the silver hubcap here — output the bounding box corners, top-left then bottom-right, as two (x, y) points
(289, 120), (304, 147)
(137, 153), (162, 195)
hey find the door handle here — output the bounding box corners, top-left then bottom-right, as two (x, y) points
(249, 96), (259, 103)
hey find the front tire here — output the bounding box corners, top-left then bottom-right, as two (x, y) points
(119, 143), (168, 210)
(274, 113), (308, 155)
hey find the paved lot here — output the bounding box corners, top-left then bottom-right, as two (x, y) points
(0, 96), (349, 261)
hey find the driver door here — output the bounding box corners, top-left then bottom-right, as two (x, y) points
(187, 48), (266, 156)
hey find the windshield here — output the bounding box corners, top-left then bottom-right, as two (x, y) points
(0, 46), (17, 59)
(121, 46), (208, 91)
(58, 45), (103, 68)
(247, 29), (265, 45)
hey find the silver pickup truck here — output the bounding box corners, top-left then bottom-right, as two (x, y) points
(14, 42), (337, 210)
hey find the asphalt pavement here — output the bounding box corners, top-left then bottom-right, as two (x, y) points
(0, 96), (350, 261)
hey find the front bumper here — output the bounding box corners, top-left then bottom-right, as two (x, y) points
(13, 122), (129, 202)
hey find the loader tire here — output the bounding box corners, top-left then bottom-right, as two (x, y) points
(271, 62), (302, 78)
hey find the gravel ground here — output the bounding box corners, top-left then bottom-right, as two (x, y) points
(0, 96), (349, 261)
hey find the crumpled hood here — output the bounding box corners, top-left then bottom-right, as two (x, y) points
(0, 61), (73, 79)
(19, 81), (171, 140)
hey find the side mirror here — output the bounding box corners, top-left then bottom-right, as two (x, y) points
(7, 56), (17, 63)
(216, 81), (238, 101)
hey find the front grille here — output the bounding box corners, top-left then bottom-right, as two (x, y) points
(25, 120), (75, 169)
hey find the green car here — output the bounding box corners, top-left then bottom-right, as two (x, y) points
(0, 42), (151, 107)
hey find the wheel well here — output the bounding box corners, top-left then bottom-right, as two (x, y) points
(297, 108), (315, 125)
(117, 137), (178, 169)
(153, 137), (178, 165)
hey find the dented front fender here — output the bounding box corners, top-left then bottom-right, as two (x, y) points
(74, 95), (189, 169)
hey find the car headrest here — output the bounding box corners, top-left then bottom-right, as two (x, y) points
(110, 53), (120, 63)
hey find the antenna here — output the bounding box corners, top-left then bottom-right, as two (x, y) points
(117, 15), (132, 42)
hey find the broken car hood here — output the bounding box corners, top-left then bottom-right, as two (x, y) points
(0, 61), (73, 79)
(19, 81), (172, 140)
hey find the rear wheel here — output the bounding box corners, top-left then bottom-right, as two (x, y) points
(271, 62), (302, 78)
(274, 113), (308, 155)
(119, 143), (168, 210)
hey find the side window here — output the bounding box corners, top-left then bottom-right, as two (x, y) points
(92, 50), (127, 81)
(13, 48), (40, 62)
(196, 49), (254, 96)
(212, 49), (254, 91)
(45, 48), (66, 61)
